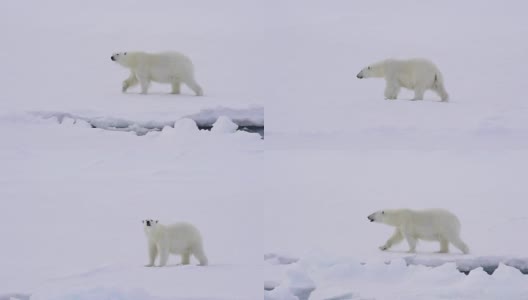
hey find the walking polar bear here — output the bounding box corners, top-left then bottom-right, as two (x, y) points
(357, 58), (449, 101)
(367, 209), (469, 254)
(111, 51), (203, 96)
(143, 220), (208, 267)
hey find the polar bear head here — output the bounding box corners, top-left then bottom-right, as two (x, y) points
(111, 52), (132, 67)
(356, 62), (385, 79)
(143, 219), (159, 227)
(367, 210), (399, 226)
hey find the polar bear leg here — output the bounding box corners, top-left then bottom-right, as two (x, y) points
(437, 238), (449, 253)
(449, 236), (469, 254)
(412, 87), (425, 100)
(181, 251), (191, 265)
(157, 243), (170, 267)
(384, 82), (400, 100)
(171, 81), (181, 94)
(380, 228), (403, 251)
(122, 72), (138, 93)
(433, 86), (449, 102)
(137, 75), (151, 95)
(183, 78), (204, 96)
(145, 243), (158, 267)
(192, 246), (208, 266)
(403, 232), (417, 253)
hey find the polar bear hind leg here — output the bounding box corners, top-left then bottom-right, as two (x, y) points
(437, 238), (449, 253)
(411, 86), (425, 101)
(171, 81), (181, 94)
(183, 78), (204, 96)
(181, 251), (191, 265)
(433, 81), (449, 102)
(192, 246), (208, 266)
(449, 236), (469, 254)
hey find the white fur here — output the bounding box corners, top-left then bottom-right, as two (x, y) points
(143, 220), (208, 267)
(111, 51), (203, 96)
(367, 209), (469, 254)
(357, 58), (449, 101)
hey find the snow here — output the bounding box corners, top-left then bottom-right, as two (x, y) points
(211, 116), (239, 134)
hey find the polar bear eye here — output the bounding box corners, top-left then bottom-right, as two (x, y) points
(124, 52), (127, 55)
(368, 66), (371, 70)
(381, 211), (384, 214)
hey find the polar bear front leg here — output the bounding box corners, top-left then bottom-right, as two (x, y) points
(384, 82), (400, 100)
(137, 75), (151, 95)
(380, 228), (403, 251)
(403, 232), (417, 253)
(145, 242), (157, 267)
(122, 72), (138, 93)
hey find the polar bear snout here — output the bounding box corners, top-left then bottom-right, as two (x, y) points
(142, 219), (159, 227)
(111, 55), (115, 61)
(357, 72), (364, 79)
(367, 213), (375, 222)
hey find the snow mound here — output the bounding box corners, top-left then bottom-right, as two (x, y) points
(185, 106), (264, 127)
(173, 118), (199, 133)
(28, 111), (264, 137)
(265, 256), (528, 300)
(31, 287), (231, 300)
(264, 253), (299, 265)
(404, 255), (528, 275)
(211, 116), (238, 134)
(0, 294), (30, 300)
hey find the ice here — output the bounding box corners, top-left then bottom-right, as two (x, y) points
(173, 118), (199, 133)
(0, 294), (30, 300)
(211, 116), (238, 134)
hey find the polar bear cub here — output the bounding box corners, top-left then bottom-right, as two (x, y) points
(111, 51), (203, 96)
(367, 209), (469, 254)
(357, 58), (449, 101)
(143, 219), (208, 267)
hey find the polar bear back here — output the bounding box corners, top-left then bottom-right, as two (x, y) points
(164, 222), (204, 253)
(128, 51), (195, 83)
(393, 209), (461, 240)
(383, 59), (440, 89)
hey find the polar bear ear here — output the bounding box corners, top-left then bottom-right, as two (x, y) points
(142, 220), (145, 223)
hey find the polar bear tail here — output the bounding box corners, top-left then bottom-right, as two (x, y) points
(433, 72), (449, 102)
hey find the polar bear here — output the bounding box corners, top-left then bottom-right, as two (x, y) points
(357, 58), (449, 101)
(111, 51), (203, 96)
(142, 219), (208, 267)
(367, 209), (469, 254)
